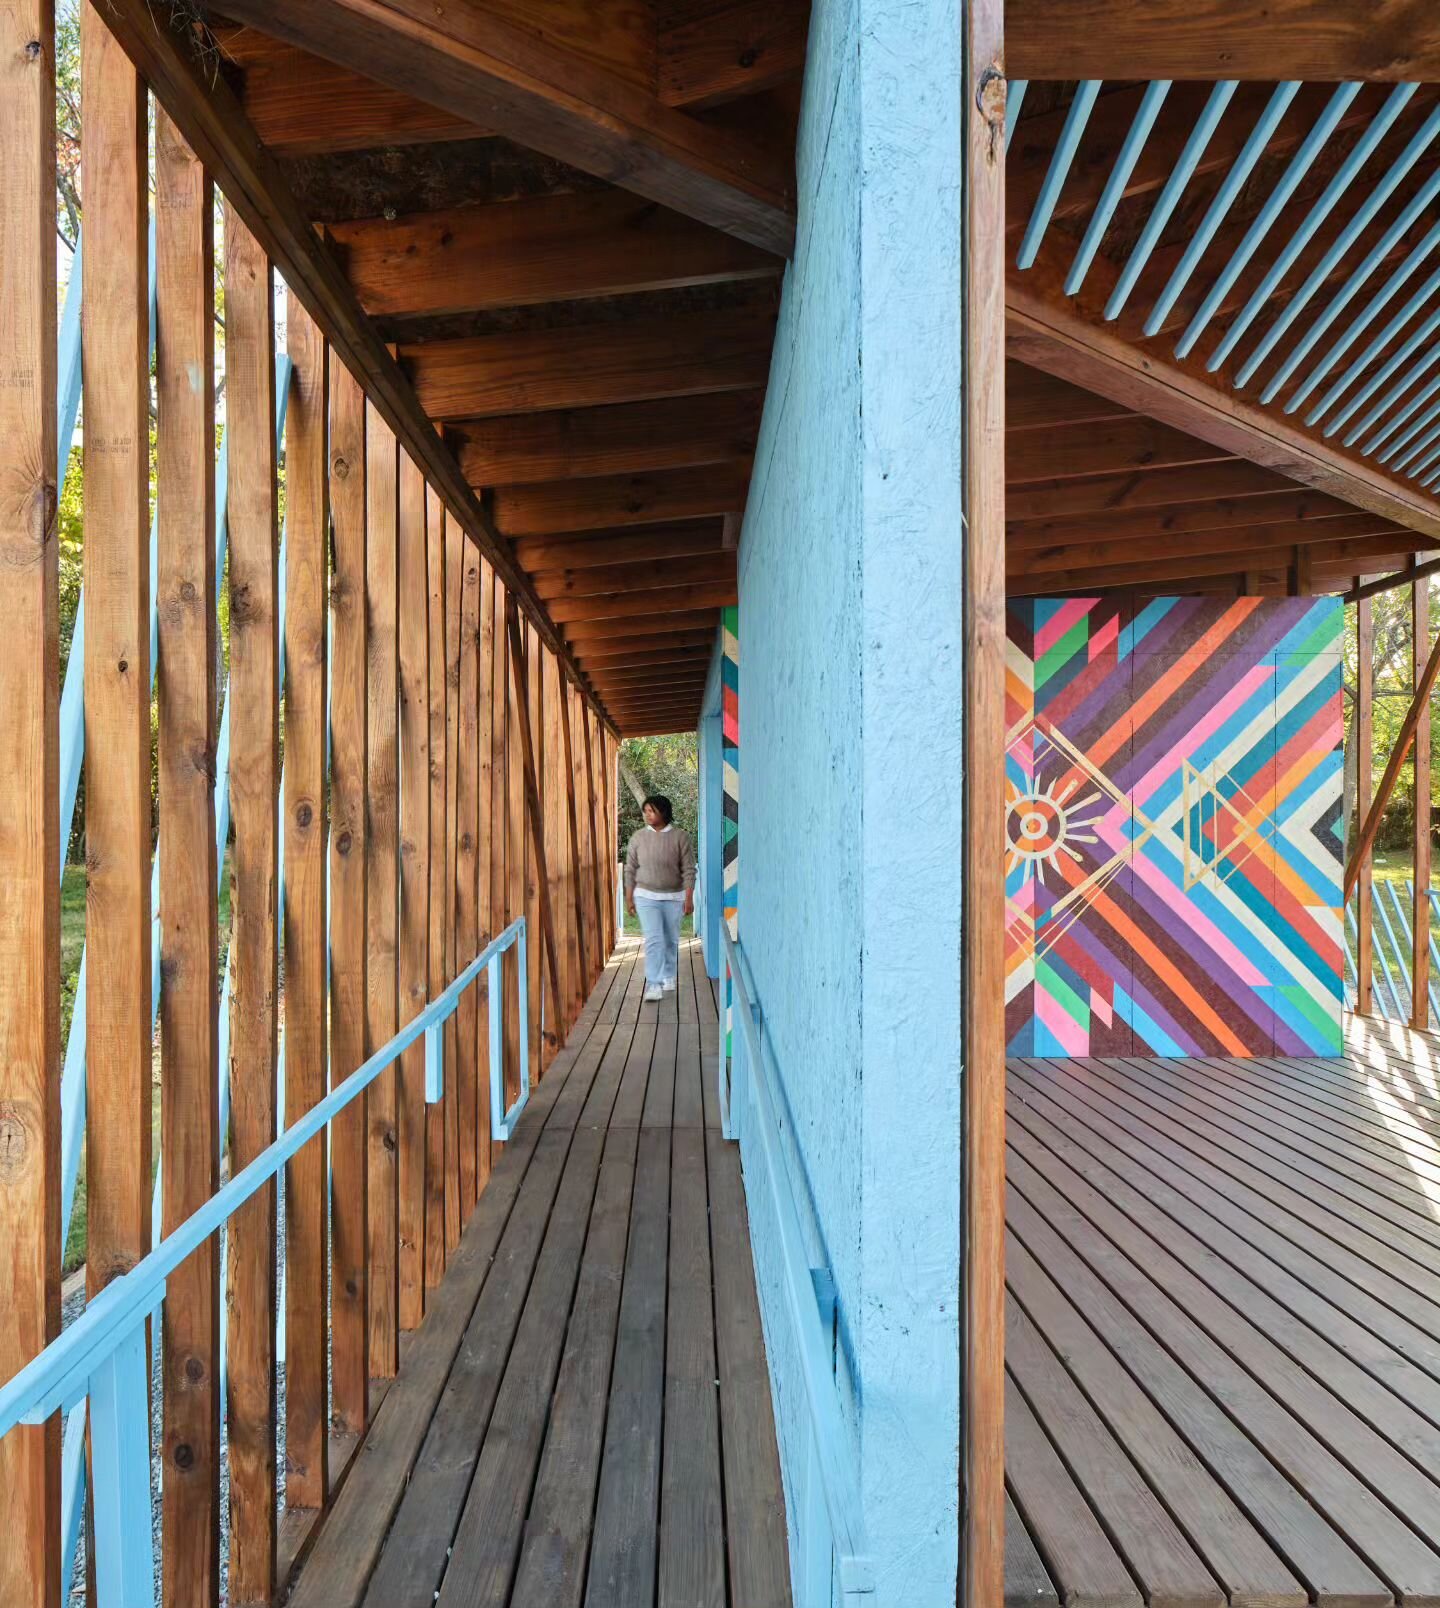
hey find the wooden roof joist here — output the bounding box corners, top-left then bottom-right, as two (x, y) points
(548, 580), (739, 623)
(562, 609), (724, 644)
(1007, 486), (1366, 549)
(208, 0), (798, 252)
(533, 552), (735, 601)
(98, 0), (621, 732)
(493, 464), (750, 537)
(515, 523), (725, 572)
(1008, 1), (1440, 80)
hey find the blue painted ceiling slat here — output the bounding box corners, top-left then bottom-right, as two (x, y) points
(1388, 408), (1440, 470)
(1065, 79), (1171, 296)
(1006, 79), (1028, 153)
(1237, 105), (1440, 391)
(1256, 156), (1440, 404)
(1105, 80), (1237, 321)
(1306, 259), (1440, 427)
(1210, 83), (1418, 375)
(1324, 300), (1440, 439)
(1343, 344), (1440, 447)
(1177, 82), (1361, 360)
(1143, 82), (1300, 337)
(1017, 79), (1102, 271)
(1369, 379), (1440, 458)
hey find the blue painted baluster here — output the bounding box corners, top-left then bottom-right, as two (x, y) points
(1344, 902), (1360, 1011)
(59, 1400), (87, 1602)
(425, 1020), (446, 1104)
(1211, 84), (1417, 375)
(1144, 82), (1300, 337)
(1017, 80), (1101, 271)
(1373, 878), (1409, 1020)
(1178, 82), (1360, 359)
(1405, 880), (1440, 1027)
(488, 950), (505, 1134)
(1005, 79), (1028, 154)
(88, 1323), (157, 1608)
(1066, 80), (1170, 296)
(1107, 81), (1236, 321)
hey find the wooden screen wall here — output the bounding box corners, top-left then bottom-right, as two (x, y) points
(0, 17), (618, 1600)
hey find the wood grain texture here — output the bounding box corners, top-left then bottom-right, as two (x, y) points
(156, 110), (221, 1608)
(476, 559), (496, 1177)
(494, 464), (750, 540)
(366, 399), (401, 1378)
(1416, 574), (1432, 1029)
(222, 200), (280, 1606)
(491, 578), (512, 1119)
(0, 1), (60, 1598)
(444, 509), (464, 1251)
(1355, 588), (1374, 1015)
(330, 353), (370, 1437)
(283, 294), (331, 1512)
(426, 486), (449, 1288)
(658, 0), (807, 107)
(456, 540), (482, 1214)
(504, 604), (528, 1116)
(397, 448), (431, 1330)
(541, 647), (574, 1050)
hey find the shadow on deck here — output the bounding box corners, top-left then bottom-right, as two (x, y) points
(1004, 1019), (1440, 1608)
(285, 937), (790, 1608)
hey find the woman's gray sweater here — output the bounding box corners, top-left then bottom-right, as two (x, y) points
(624, 826), (696, 897)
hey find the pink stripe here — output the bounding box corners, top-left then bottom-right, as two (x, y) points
(1034, 598), (1094, 659)
(1036, 985), (1090, 1055)
(1088, 614), (1119, 661)
(1131, 664), (1274, 810)
(1128, 851), (1268, 986)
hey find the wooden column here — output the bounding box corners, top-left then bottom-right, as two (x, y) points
(155, 111), (220, 1608)
(222, 201), (279, 1606)
(1355, 584), (1374, 1015)
(505, 602), (527, 1110)
(0, 2), (60, 1600)
(442, 511), (463, 1250)
(962, 2), (1007, 1603)
(571, 683), (596, 987)
(489, 577), (510, 1135)
(476, 558), (495, 1183)
(283, 296), (330, 1512)
(1415, 572), (1431, 1029)
(365, 399), (400, 1379)
(541, 647), (570, 1056)
(424, 487), (448, 1288)
(81, 0), (151, 1341)
(396, 451), (430, 1329)
(581, 700), (607, 980)
(560, 680), (590, 1012)
(455, 541), (481, 1214)
(525, 621), (544, 1074)
(328, 354), (369, 1437)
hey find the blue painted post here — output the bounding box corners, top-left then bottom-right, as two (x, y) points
(1373, 878), (1408, 1019)
(425, 1022), (445, 1104)
(488, 950), (505, 1132)
(88, 1323), (156, 1608)
(700, 710), (724, 974)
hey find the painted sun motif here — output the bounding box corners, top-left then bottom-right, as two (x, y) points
(1005, 773), (1104, 882)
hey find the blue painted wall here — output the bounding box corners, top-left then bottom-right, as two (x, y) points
(698, 638), (725, 975)
(732, 0), (963, 1597)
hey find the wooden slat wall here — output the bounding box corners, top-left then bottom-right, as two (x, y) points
(476, 557), (496, 1173)
(223, 201), (280, 1607)
(425, 486), (449, 1287)
(541, 646), (570, 1056)
(490, 575), (510, 1118)
(156, 110), (221, 1608)
(1356, 588), (1374, 1015)
(505, 595), (527, 1113)
(456, 540), (481, 1213)
(0, 0), (60, 1598)
(525, 621), (544, 1074)
(442, 511), (462, 1253)
(1415, 573), (1431, 1029)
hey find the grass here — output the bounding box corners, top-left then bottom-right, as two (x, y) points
(61, 858), (233, 1276)
(621, 909), (695, 939)
(1368, 847), (1440, 889)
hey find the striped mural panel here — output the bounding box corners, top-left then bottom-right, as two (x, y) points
(1005, 595), (1344, 1058)
(721, 605), (739, 1049)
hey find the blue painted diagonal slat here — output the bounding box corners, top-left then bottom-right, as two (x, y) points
(1006, 79), (1028, 154)
(1309, 265), (1440, 431)
(1371, 381), (1440, 462)
(1345, 344), (1440, 450)
(1066, 80), (1171, 296)
(1017, 80), (1101, 271)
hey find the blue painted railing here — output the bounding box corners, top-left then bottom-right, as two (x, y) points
(1345, 878), (1440, 1027)
(719, 923), (873, 1605)
(0, 916), (529, 1608)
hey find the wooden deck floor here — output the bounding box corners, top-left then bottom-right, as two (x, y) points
(1005, 1023), (1440, 1608)
(285, 936), (791, 1608)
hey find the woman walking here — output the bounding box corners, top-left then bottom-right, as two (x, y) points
(624, 793), (696, 1003)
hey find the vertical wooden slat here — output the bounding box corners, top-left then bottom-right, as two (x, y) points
(559, 680), (590, 1011)
(1414, 572), (1431, 1029)
(283, 296), (330, 1509)
(396, 451), (429, 1329)
(81, 1), (150, 1324)
(571, 682), (596, 989)
(962, 4), (1007, 1604)
(455, 541), (481, 1215)
(0, 2), (60, 1599)
(155, 110), (220, 1608)
(329, 354), (369, 1436)
(442, 508), (462, 1250)
(505, 604), (526, 1110)
(365, 399), (400, 1379)
(581, 701), (606, 980)
(490, 576), (511, 1131)
(424, 486), (448, 1287)
(541, 647), (569, 1058)
(1356, 585), (1374, 1015)
(223, 201), (279, 1607)
(476, 558), (495, 1177)
(525, 621), (544, 1074)
(601, 725), (617, 961)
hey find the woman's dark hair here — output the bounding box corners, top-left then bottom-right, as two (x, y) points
(643, 793), (674, 825)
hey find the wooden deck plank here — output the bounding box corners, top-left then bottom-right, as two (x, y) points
(1005, 1492), (1059, 1608)
(672, 1008), (704, 1130)
(644, 1020), (679, 1132)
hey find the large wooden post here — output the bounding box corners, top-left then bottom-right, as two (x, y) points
(962, 0), (1007, 1603)
(489, 577), (510, 1132)
(1414, 572), (1431, 1029)
(424, 487), (448, 1287)
(223, 201), (280, 1606)
(476, 558), (495, 1177)
(0, 4), (60, 1602)
(1355, 584), (1374, 1015)
(155, 110), (220, 1608)
(455, 541), (481, 1213)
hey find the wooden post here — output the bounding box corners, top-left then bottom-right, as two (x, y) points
(525, 621), (545, 1074)
(365, 398), (400, 1379)
(1355, 584), (1374, 1015)
(328, 354), (369, 1437)
(560, 680), (590, 1005)
(0, 2), (60, 1599)
(443, 510), (463, 1250)
(1415, 572), (1431, 1029)
(475, 557), (494, 1186)
(572, 683), (597, 987)
(283, 295), (330, 1510)
(489, 577), (510, 1136)
(962, 3), (1007, 1604)
(396, 451), (430, 1329)
(580, 700), (607, 979)
(541, 645), (570, 1056)
(81, 0), (151, 1341)
(505, 599), (527, 1110)
(456, 542), (481, 1214)
(155, 110), (220, 1608)
(222, 201), (279, 1606)
(424, 487), (448, 1287)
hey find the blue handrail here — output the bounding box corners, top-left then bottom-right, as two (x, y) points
(719, 922), (873, 1603)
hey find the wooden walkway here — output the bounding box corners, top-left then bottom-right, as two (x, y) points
(1004, 1023), (1440, 1608)
(285, 936), (791, 1608)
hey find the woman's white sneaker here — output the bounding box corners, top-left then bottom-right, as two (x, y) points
(662, 978), (676, 993)
(644, 984), (664, 1003)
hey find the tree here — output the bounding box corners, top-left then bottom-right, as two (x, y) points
(618, 733), (699, 851)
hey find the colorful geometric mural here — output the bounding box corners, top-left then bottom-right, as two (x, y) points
(722, 606), (739, 1050)
(1005, 595), (1344, 1059)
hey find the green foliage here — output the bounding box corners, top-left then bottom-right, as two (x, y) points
(619, 732), (699, 853)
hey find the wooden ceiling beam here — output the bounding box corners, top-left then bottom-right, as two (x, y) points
(406, 308), (774, 420)
(1006, 488), (1362, 550)
(1007, 361), (1135, 431)
(96, 0), (618, 732)
(329, 192), (780, 321)
(658, 0), (809, 109)
(549, 580), (739, 622)
(1006, 458), (1290, 522)
(1006, 252), (1440, 540)
(580, 645), (715, 670)
(208, 0), (796, 253)
(562, 608), (723, 643)
(458, 394), (762, 487)
(1007, 1), (1440, 79)
(533, 552), (736, 600)
(515, 522), (724, 572)
(1007, 417), (1232, 485)
(493, 463), (752, 537)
